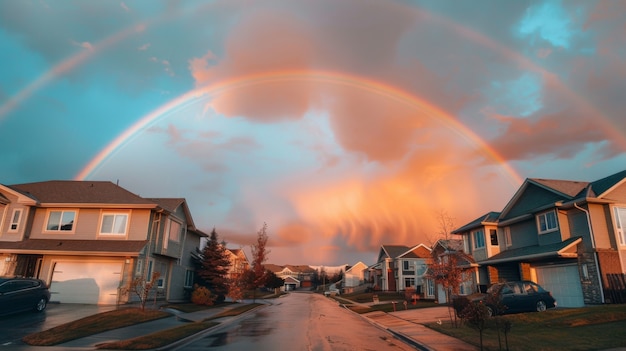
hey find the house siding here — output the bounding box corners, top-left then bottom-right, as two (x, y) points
(566, 209), (593, 248)
(505, 184), (565, 220)
(590, 203), (614, 249)
(507, 220), (538, 249)
(603, 182), (626, 201)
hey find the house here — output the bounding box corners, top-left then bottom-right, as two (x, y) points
(429, 239), (479, 304)
(344, 261), (367, 287)
(453, 169), (626, 307)
(0, 180), (207, 305)
(264, 264), (316, 290)
(368, 244), (433, 298)
(225, 248), (249, 280)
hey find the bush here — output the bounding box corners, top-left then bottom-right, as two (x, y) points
(191, 285), (215, 306)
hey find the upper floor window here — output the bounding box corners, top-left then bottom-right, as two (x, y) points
(45, 210), (76, 232)
(473, 229), (485, 249)
(504, 227), (512, 247)
(489, 229), (498, 245)
(403, 260), (410, 270)
(100, 213), (128, 235)
(168, 219), (182, 242)
(537, 210), (558, 234)
(9, 209), (22, 232)
(614, 207), (626, 246)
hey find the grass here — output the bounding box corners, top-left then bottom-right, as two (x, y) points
(95, 303), (263, 350)
(334, 291), (439, 313)
(162, 302), (234, 313)
(22, 302), (265, 349)
(22, 307), (170, 346)
(95, 321), (219, 350)
(426, 304), (626, 351)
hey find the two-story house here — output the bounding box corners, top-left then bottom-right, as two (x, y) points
(453, 169), (626, 308)
(225, 248), (250, 279)
(429, 239), (479, 303)
(368, 244), (433, 298)
(0, 181), (206, 305)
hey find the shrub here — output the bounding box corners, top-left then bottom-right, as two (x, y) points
(191, 285), (215, 306)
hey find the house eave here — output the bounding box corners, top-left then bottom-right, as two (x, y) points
(38, 203), (158, 209)
(0, 249), (141, 257)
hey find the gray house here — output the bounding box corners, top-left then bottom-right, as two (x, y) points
(453, 169), (626, 307)
(0, 180), (206, 305)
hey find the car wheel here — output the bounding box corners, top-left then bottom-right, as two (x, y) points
(486, 306), (494, 317)
(35, 297), (47, 312)
(536, 300), (547, 312)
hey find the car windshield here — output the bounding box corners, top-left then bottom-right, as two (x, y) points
(486, 284), (503, 294)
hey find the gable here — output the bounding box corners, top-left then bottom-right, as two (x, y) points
(599, 179), (626, 202)
(502, 182), (570, 220)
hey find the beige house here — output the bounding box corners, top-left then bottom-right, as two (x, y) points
(0, 180), (206, 305)
(225, 248), (249, 279)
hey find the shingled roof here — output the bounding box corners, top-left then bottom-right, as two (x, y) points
(8, 181), (156, 207)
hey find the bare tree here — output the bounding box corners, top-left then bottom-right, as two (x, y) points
(121, 271), (161, 311)
(250, 222), (270, 301)
(435, 209), (456, 241)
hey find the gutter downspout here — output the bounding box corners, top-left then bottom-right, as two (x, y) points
(573, 202), (605, 303)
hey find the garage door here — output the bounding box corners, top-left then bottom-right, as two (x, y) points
(536, 265), (584, 308)
(50, 261), (123, 305)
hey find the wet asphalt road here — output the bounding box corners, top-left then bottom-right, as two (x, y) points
(175, 292), (414, 351)
(0, 303), (116, 347)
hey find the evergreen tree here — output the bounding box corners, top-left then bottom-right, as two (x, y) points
(198, 228), (231, 302)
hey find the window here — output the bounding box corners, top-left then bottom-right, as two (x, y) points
(9, 209), (22, 232)
(473, 229), (485, 249)
(147, 260), (153, 281)
(403, 260), (410, 270)
(489, 229), (498, 246)
(185, 270), (194, 288)
(504, 227), (512, 247)
(135, 259), (143, 275)
(427, 279), (435, 296)
(404, 277), (415, 288)
(157, 277), (165, 289)
(581, 264), (590, 281)
(537, 210), (558, 234)
(46, 210), (76, 231)
(100, 213), (128, 235)
(614, 207), (626, 246)
(168, 219), (182, 242)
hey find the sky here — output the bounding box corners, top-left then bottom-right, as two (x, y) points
(1, 0), (625, 267)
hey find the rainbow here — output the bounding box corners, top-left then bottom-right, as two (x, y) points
(74, 70), (524, 186)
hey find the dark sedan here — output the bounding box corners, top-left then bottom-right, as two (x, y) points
(470, 281), (557, 316)
(0, 277), (51, 316)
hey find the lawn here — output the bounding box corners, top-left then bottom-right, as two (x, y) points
(426, 304), (626, 351)
(334, 292), (439, 313)
(22, 302), (263, 348)
(22, 307), (170, 346)
(96, 303), (263, 350)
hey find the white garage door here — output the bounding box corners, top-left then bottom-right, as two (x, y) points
(536, 265), (584, 308)
(50, 261), (123, 305)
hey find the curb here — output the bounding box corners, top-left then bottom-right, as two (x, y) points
(156, 303), (268, 351)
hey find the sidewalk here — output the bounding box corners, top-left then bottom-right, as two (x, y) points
(335, 295), (476, 350)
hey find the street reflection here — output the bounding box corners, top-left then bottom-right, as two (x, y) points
(206, 311), (274, 346)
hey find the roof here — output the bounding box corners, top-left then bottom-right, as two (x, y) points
(590, 169), (626, 197)
(0, 239), (148, 256)
(433, 239), (464, 252)
(146, 198), (185, 213)
(479, 237), (581, 265)
(452, 212), (500, 234)
(8, 181), (156, 207)
(530, 178), (589, 198)
(381, 245), (411, 259)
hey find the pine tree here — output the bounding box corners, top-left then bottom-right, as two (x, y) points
(198, 228), (231, 302)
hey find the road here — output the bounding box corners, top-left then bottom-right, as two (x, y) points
(176, 292), (414, 351)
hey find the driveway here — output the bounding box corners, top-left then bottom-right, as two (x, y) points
(0, 302), (117, 347)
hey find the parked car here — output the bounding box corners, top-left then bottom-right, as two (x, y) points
(324, 284), (341, 296)
(468, 281), (556, 316)
(0, 277), (51, 315)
